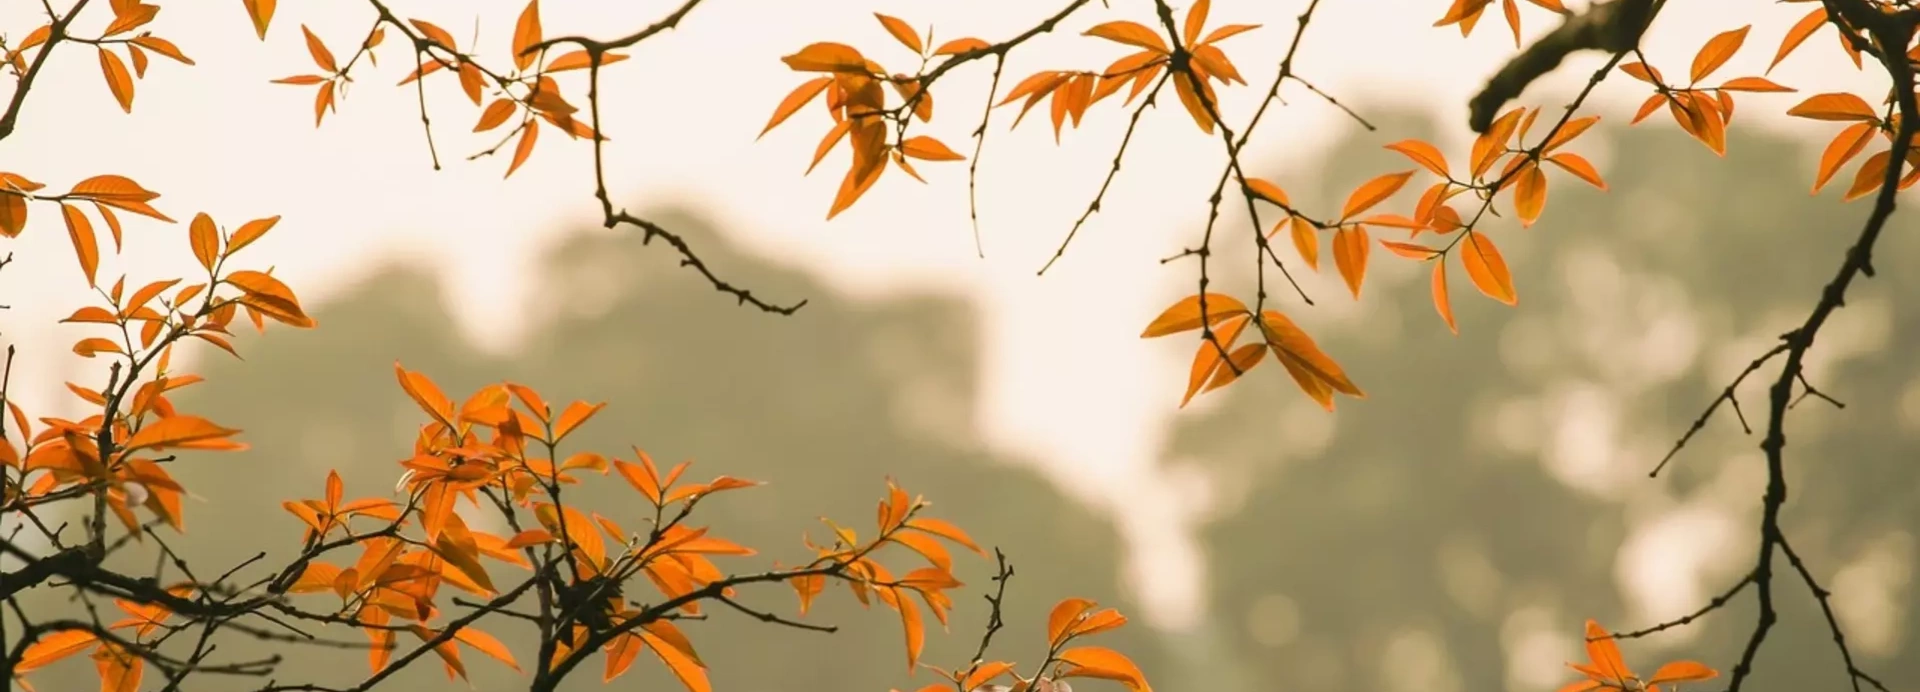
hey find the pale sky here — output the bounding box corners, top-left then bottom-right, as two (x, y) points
(0, 0), (1886, 634)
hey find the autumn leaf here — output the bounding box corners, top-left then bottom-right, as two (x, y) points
(1769, 7), (1826, 72)
(1786, 93), (1878, 122)
(124, 415), (243, 453)
(513, 0), (543, 71)
(301, 25), (337, 73)
(1057, 646), (1151, 692)
(1813, 121), (1876, 193)
(1431, 260), (1457, 334)
(900, 136), (965, 161)
(98, 48), (135, 113)
(1085, 21), (1168, 54)
(1460, 232), (1516, 305)
(226, 269), (315, 327)
(1341, 170), (1414, 219)
(760, 77), (833, 137)
(1141, 293), (1249, 337)
(507, 119), (540, 178)
(1690, 25), (1748, 83)
(1547, 153), (1606, 189)
(60, 204), (100, 286)
(1385, 140), (1449, 178)
(1332, 226), (1369, 298)
(784, 42), (871, 73)
(875, 13), (923, 54)
(189, 212), (220, 271)
(1512, 164), (1547, 225)
(242, 0), (276, 39)
(934, 37), (989, 56)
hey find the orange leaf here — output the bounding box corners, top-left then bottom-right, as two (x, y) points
(1512, 164), (1547, 225)
(1183, 0), (1210, 45)
(1284, 216), (1317, 270)
(1379, 240), (1438, 259)
(124, 415), (242, 452)
(226, 215), (279, 255)
(1618, 62), (1661, 84)
(512, 0), (543, 71)
(1259, 309), (1362, 406)
(1057, 646), (1152, 692)
(1769, 7), (1826, 72)
(1048, 598), (1097, 647)
(241, 0), (276, 39)
(454, 627), (521, 672)
(1084, 21), (1168, 54)
(1717, 76), (1792, 92)
(783, 42), (870, 73)
(301, 25), (336, 72)
(1181, 314), (1251, 406)
(875, 13), (923, 54)
(1384, 140), (1449, 177)
(1689, 25), (1748, 82)
(1332, 226), (1370, 298)
(544, 50), (629, 73)
(408, 19), (457, 51)
(1246, 178), (1289, 206)
(1341, 170), (1414, 219)
(1813, 121), (1876, 193)
(899, 136), (965, 161)
(642, 627), (711, 692)
(933, 38), (989, 55)
(1431, 260), (1456, 334)
(1648, 661), (1719, 685)
(189, 212), (220, 271)
(98, 48), (135, 112)
(1546, 153), (1606, 189)
(1843, 150), (1890, 202)
(1460, 233), (1516, 305)
(904, 517), (986, 555)
(1786, 93), (1878, 122)
(394, 363), (457, 429)
(552, 400), (606, 442)
(507, 118), (540, 178)
(1140, 293), (1249, 337)
(474, 98), (517, 132)
(760, 77), (833, 137)
(60, 203), (100, 287)
(1172, 73), (1214, 134)
(226, 269), (315, 327)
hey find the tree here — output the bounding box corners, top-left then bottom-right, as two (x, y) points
(0, 0), (1913, 691)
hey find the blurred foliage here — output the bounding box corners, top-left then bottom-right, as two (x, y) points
(17, 212), (1160, 691)
(1169, 109), (1918, 692)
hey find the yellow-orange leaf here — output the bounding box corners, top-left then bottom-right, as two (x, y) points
(1814, 121), (1876, 193)
(1284, 216), (1317, 270)
(475, 98), (516, 132)
(1332, 226), (1370, 298)
(643, 628), (712, 692)
(1057, 646), (1151, 692)
(72, 337), (122, 357)
(552, 400), (606, 442)
(1786, 93), (1878, 122)
(1341, 170), (1414, 219)
(242, 0), (275, 39)
(1718, 76), (1793, 92)
(454, 627), (521, 672)
(1547, 153), (1605, 189)
(875, 13), (923, 54)
(512, 0), (542, 71)
(1379, 240), (1438, 259)
(1246, 178), (1289, 207)
(226, 215), (279, 255)
(189, 212), (220, 271)
(783, 42), (870, 73)
(1385, 140), (1449, 177)
(760, 77), (833, 138)
(934, 37), (989, 55)
(1690, 25), (1748, 82)
(1843, 150), (1889, 202)
(1182, 314), (1251, 406)
(1460, 232), (1516, 305)
(1431, 260), (1456, 334)
(98, 48), (135, 113)
(1769, 7), (1826, 72)
(394, 363), (457, 429)
(1085, 21), (1168, 54)
(1541, 115), (1599, 152)
(408, 19), (457, 51)
(900, 135), (965, 161)
(1172, 73), (1214, 134)
(124, 415), (241, 452)
(1618, 61), (1661, 84)
(1512, 164), (1547, 225)
(543, 50), (629, 73)
(61, 203), (100, 287)
(905, 517), (987, 556)
(507, 118), (539, 178)
(301, 25), (336, 72)
(1141, 293), (1249, 337)
(1048, 598), (1097, 647)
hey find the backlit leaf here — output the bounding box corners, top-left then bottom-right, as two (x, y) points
(1141, 293), (1249, 337)
(1786, 93), (1878, 121)
(1689, 25), (1748, 82)
(1084, 21), (1168, 54)
(875, 13), (923, 54)
(1432, 260), (1456, 334)
(301, 25), (336, 72)
(1385, 140), (1449, 177)
(99, 48), (135, 112)
(1769, 7), (1826, 72)
(1512, 164), (1547, 225)
(189, 212), (220, 271)
(1332, 226), (1370, 298)
(242, 0), (275, 39)
(1813, 121), (1876, 193)
(1460, 232), (1516, 305)
(512, 0), (543, 71)
(760, 77), (833, 137)
(1341, 170), (1414, 219)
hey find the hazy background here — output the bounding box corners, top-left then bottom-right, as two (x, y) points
(2, 0), (1914, 690)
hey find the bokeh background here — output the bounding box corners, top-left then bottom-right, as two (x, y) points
(2, 1), (1913, 691)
